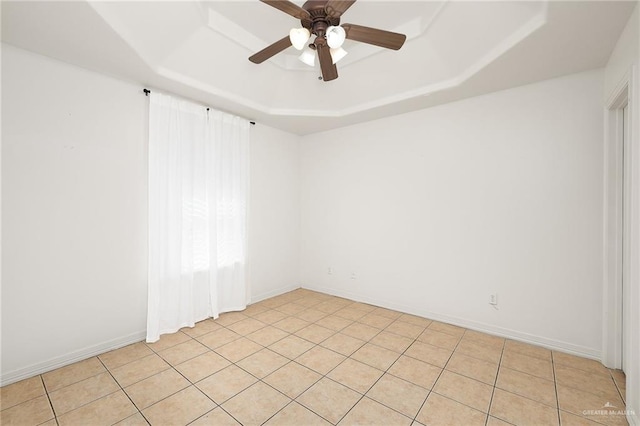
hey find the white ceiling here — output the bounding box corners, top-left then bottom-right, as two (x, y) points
(1, 0), (636, 134)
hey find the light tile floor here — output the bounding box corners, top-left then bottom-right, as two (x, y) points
(0, 289), (628, 426)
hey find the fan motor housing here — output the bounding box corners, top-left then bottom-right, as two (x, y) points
(302, 0), (340, 36)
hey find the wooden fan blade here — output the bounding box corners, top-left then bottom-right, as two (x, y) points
(260, 0), (310, 19)
(249, 36), (292, 64)
(324, 0), (356, 18)
(317, 44), (338, 81)
(342, 23), (406, 50)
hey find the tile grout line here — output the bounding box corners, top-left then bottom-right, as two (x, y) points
(38, 374), (58, 425)
(185, 401), (242, 426)
(553, 357), (628, 426)
(42, 363), (129, 424)
(340, 323), (506, 424)
(358, 321), (438, 422)
(201, 296), (335, 425)
(242, 357), (329, 424)
(117, 332), (232, 424)
(411, 324), (466, 425)
(175, 322), (269, 422)
(241, 295), (343, 425)
(607, 368), (627, 405)
(95, 355), (151, 425)
(421, 331), (516, 421)
(551, 352), (564, 426)
(260, 311), (374, 425)
(492, 366), (560, 412)
(43, 355), (148, 424)
(609, 369), (626, 404)
(325, 316), (416, 425)
(483, 337), (506, 426)
(249, 309), (422, 425)
(168, 305), (308, 425)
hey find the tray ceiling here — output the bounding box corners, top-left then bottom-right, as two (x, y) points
(1, 1), (636, 134)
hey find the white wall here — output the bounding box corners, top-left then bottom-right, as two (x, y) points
(248, 124), (300, 301)
(1, 45), (302, 384)
(300, 69), (605, 358)
(2, 45), (149, 383)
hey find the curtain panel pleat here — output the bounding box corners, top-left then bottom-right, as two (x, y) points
(147, 93), (250, 343)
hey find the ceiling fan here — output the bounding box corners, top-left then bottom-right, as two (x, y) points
(249, 0), (407, 82)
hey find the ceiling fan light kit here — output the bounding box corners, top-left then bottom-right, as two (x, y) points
(299, 47), (316, 67)
(249, 0), (407, 82)
(289, 27), (311, 50)
(329, 46), (348, 64)
(326, 25), (346, 48)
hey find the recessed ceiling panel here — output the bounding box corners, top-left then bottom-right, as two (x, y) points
(1, 0), (636, 134)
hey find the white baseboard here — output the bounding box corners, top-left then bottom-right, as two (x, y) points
(1, 284), (299, 387)
(250, 284), (301, 304)
(2, 283), (603, 386)
(0, 331), (146, 387)
(302, 283), (601, 360)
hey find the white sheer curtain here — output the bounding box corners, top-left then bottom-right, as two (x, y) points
(147, 93), (250, 343)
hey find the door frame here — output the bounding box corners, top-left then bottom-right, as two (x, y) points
(602, 68), (635, 370)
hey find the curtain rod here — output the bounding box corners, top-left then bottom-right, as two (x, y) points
(143, 88), (255, 125)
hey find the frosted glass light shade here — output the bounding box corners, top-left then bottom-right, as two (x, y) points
(330, 47), (348, 64)
(299, 47), (316, 67)
(289, 28), (311, 50)
(326, 26), (346, 49)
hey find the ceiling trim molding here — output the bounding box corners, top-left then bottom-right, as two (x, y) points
(92, 0), (547, 118)
(156, 66), (267, 113)
(159, 2), (547, 118)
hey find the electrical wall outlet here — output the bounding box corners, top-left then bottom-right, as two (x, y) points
(328, 267), (333, 275)
(350, 272), (357, 280)
(489, 294), (498, 305)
